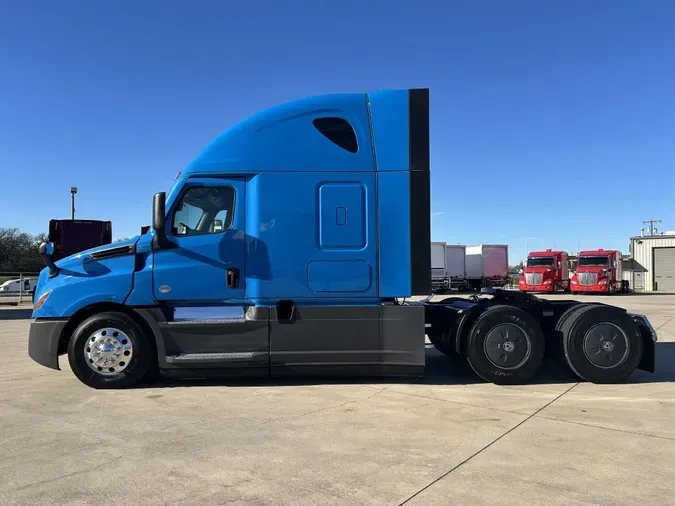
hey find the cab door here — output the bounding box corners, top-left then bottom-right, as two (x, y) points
(153, 177), (246, 303)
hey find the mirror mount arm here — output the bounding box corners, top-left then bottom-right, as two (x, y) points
(152, 192), (176, 251)
(39, 242), (60, 278)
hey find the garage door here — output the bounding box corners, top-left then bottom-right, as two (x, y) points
(653, 247), (675, 292)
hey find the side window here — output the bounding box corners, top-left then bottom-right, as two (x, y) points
(172, 186), (235, 236)
(312, 117), (358, 153)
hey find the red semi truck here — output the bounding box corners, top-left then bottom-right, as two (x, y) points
(519, 249), (569, 293)
(570, 249), (628, 294)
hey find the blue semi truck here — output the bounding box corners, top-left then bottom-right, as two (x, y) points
(28, 88), (656, 389)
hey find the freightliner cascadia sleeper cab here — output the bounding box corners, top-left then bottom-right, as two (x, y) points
(28, 89), (656, 389)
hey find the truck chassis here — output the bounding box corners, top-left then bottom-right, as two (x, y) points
(29, 289), (656, 389)
(424, 289), (655, 384)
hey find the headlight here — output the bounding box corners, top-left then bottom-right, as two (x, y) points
(33, 290), (51, 310)
(571, 279), (577, 284)
(544, 279), (552, 284)
(599, 279), (607, 285)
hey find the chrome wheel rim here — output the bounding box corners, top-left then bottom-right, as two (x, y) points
(85, 328), (133, 375)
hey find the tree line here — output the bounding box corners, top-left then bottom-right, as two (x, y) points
(0, 228), (48, 273)
(0, 228), (130, 273)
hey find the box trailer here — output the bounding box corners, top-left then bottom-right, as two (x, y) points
(465, 244), (509, 291)
(445, 245), (467, 290)
(430, 241), (448, 292)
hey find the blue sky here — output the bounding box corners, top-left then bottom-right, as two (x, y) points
(1, 0), (674, 263)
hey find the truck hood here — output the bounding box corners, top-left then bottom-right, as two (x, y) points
(54, 236), (140, 268)
(524, 267), (554, 273)
(33, 236), (141, 318)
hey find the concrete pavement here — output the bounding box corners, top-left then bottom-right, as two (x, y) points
(0, 294), (673, 505)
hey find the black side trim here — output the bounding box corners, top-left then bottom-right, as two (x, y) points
(89, 244), (135, 261)
(409, 89), (430, 172)
(408, 88), (431, 295)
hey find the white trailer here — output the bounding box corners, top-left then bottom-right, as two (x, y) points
(445, 245), (467, 290)
(465, 244), (509, 290)
(431, 241), (448, 292)
(0, 278), (37, 294)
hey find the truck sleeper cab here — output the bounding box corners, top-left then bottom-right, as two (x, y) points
(571, 249), (627, 294)
(519, 249), (569, 293)
(28, 89), (656, 389)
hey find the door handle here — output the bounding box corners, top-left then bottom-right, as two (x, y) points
(227, 268), (240, 288)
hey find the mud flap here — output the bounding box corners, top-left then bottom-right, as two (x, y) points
(630, 314), (657, 373)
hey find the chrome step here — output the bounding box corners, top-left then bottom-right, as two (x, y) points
(168, 317), (246, 325)
(166, 352), (262, 363)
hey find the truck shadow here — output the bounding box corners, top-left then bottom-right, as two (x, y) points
(631, 341), (675, 384)
(0, 308), (33, 320)
(140, 342), (675, 389)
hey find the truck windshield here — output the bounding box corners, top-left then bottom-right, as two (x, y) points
(578, 256), (608, 267)
(527, 257), (554, 267)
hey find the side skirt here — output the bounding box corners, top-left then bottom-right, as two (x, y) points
(134, 303), (426, 380)
(134, 306), (270, 378)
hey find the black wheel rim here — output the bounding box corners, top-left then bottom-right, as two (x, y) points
(582, 323), (629, 369)
(483, 323), (531, 369)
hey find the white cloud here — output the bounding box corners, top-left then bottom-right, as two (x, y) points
(431, 212), (446, 217)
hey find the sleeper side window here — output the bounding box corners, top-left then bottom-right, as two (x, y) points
(172, 186), (235, 236)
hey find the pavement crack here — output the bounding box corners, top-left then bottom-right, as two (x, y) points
(397, 382), (579, 505)
(253, 388), (387, 428)
(655, 317), (675, 331)
(382, 388), (530, 416)
(533, 414), (675, 441)
(9, 454), (124, 492)
(0, 373), (57, 384)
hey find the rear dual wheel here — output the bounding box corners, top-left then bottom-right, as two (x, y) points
(557, 305), (642, 383)
(464, 305), (545, 385)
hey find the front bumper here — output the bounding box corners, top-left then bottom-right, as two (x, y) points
(519, 284), (554, 293)
(571, 284), (609, 293)
(28, 319), (68, 370)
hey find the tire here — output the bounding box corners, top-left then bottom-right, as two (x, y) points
(553, 304), (597, 377)
(560, 305), (643, 384)
(464, 305), (545, 385)
(68, 311), (153, 389)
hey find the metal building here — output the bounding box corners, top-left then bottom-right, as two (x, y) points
(629, 233), (675, 292)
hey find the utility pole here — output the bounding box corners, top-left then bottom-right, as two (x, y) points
(70, 187), (78, 220)
(642, 219), (661, 236)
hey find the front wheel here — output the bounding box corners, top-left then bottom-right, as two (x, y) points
(464, 305), (545, 385)
(68, 311), (153, 389)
